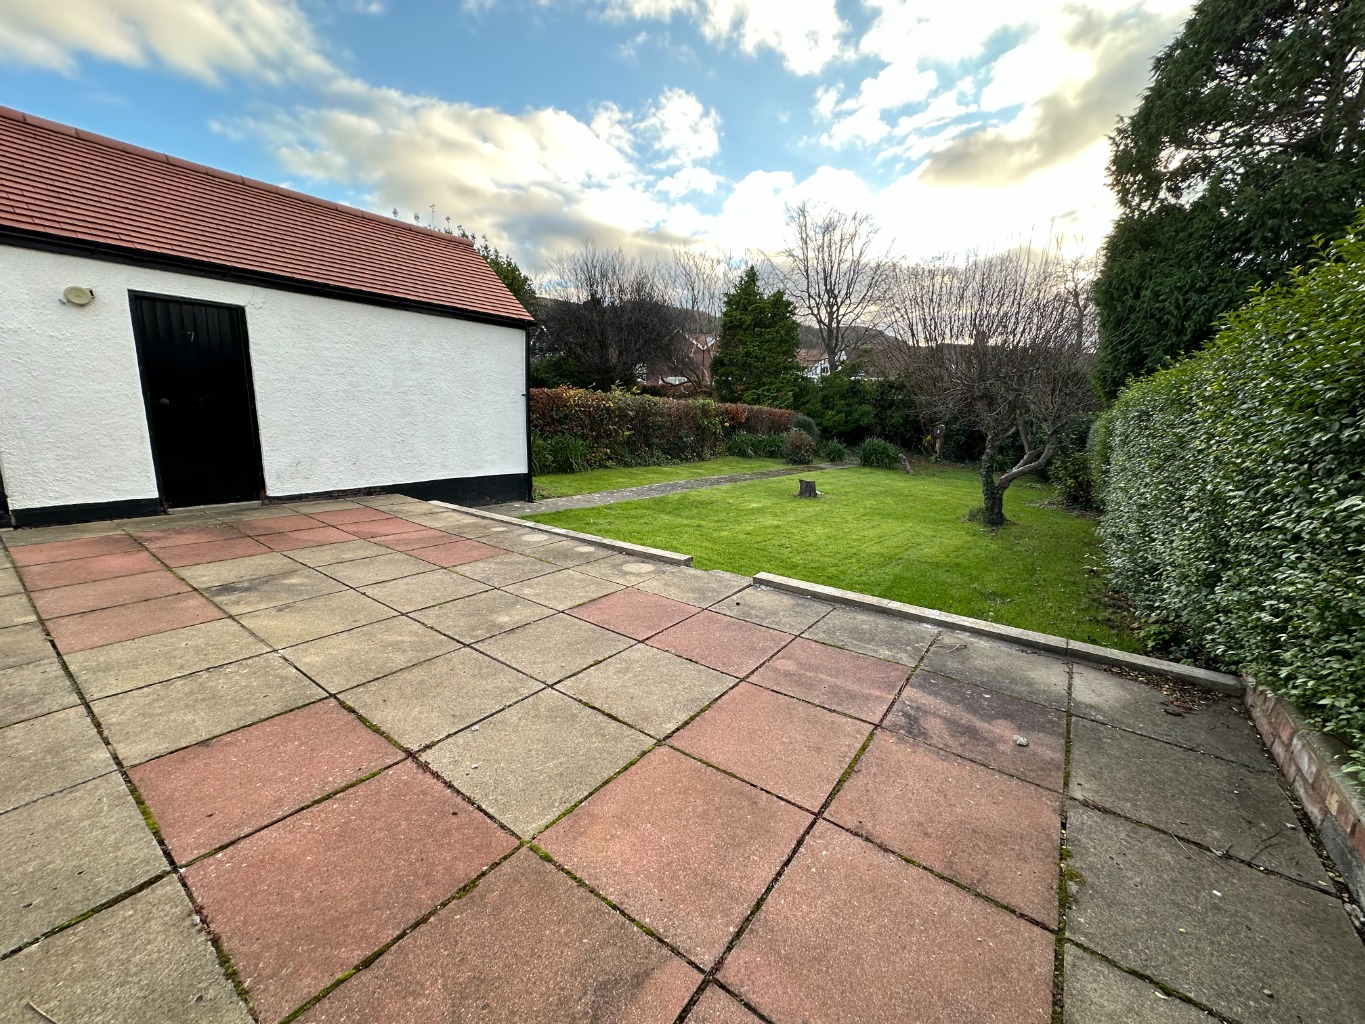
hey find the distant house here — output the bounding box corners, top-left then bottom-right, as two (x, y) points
(0, 106), (535, 527)
(638, 332), (717, 394)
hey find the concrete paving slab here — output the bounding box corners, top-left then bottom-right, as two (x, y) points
(158, 538), (272, 568)
(557, 644), (735, 738)
(0, 594), (36, 628)
(412, 590), (553, 644)
(720, 821), (1054, 1024)
(569, 588), (697, 639)
(284, 539), (390, 567)
(455, 552), (557, 587)
(0, 658), (78, 728)
(65, 619), (268, 699)
(201, 567), (345, 615)
(886, 670), (1066, 790)
(235, 514), (319, 536)
(410, 538), (508, 568)
(1065, 806), (1365, 1024)
(317, 551), (434, 587)
(0, 705), (116, 811)
(1068, 718), (1326, 885)
(919, 633), (1070, 710)
(261, 526), (363, 551)
(0, 774), (166, 955)
(685, 987), (764, 1023)
(503, 568), (622, 610)
(175, 552), (300, 588)
(0, 877), (251, 1024)
(185, 763), (515, 1023)
(637, 567), (750, 608)
(235, 590), (395, 649)
(338, 516), (428, 539)
(575, 553), (678, 586)
(529, 538), (614, 567)
(28, 569), (191, 619)
(94, 653), (324, 765)
(283, 616), (458, 692)
(139, 524), (245, 549)
(750, 637), (907, 723)
(2, 521), (124, 547)
(800, 605), (938, 666)
(371, 525), (458, 551)
(296, 850), (699, 1024)
(0, 623), (55, 671)
(46, 591), (226, 654)
(357, 569), (489, 612)
(828, 731), (1062, 925)
(673, 683), (870, 811)
(649, 610), (793, 678)
(474, 614), (633, 683)
(712, 587), (832, 634)
(1063, 945), (1215, 1024)
(423, 689), (651, 836)
(343, 648), (541, 749)
(286, 500), (369, 516)
(0, 568), (22, 597)
(541, 747), (810, 966)
(131, 700), (402, 863)
(7, 533), (139, 565)
(1071, 664), (1270, 770)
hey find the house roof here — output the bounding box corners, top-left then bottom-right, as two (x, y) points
(0, 105), (533, 324)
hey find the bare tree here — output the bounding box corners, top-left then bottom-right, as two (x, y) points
(885, 246), (1100, 528)
(667, 246), (736, 391)
(764, 201), (892, 373)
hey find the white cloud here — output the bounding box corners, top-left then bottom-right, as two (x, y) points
(657, 165), (721, 197)
(639, 87), (721, 166)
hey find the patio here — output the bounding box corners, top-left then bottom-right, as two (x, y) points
(1, 495), (1362, 1024)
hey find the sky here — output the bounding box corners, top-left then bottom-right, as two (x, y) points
(0, 0), (1194, 271)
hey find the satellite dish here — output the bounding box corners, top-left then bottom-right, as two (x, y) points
(63, 286), (94, 306)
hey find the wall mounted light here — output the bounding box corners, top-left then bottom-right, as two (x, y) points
(61, 286), (95, 306)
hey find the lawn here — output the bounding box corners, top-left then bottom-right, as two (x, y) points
(533, 457), (788, 498)
(528, 464), (1136, 650)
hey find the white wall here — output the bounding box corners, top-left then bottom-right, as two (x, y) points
(0, 245), (527, 511)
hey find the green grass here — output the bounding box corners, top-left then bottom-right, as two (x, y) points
(533, 457), (788, 498)
(528, 464), (1136, 650)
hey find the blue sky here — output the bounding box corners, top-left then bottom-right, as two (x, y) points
(0, 0), (1193, 269)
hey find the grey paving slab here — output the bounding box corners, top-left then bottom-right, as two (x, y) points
(282, 498), (363, 512)
(2, 522), (123, 546)
(0, 594), (36, 629)
(64, 619), (269, 700)
(318, 551), (435, 587)
(1068, 718), (1326, 885)
(413, 590), (554, 644)
(1066, 807), (1365, 1024)
(423, 689), (652, 836)
(0, 568), (22, 598)
(0, 877), (251, 1024)
(456, 552), (558, 588)
(503, 569), (623, 610)
(1063, 946), (1214, 1024)
(474, 615), (633, 684)
(235, 589), (395, 648)
(0, 706), (117, 812)
(407, 510), (485, 529)
(636, 567), (750, 608)
(285, 539), (390, 567)
(1071, 664), (1270, 770)
(713, 586), (831, 634)
(201, 567), (346, 615)
(0, 774), (166, 955)
(575, 553), (678, 586)
(343, 648), (541, 749)
(93, 654), (324, 765)
(283, 616), (458, 692)
(918, 632), (1069, 709)
(559, 644), (736, 738)
(801, 605), (938, 667)
(358, 570), (489, 612)
(0, 658), (78, 728)
(175, 552), (300, 589)
(485, 528), (560, 553)
(0, 623), (50, 671)
(530, 538), (614, 567)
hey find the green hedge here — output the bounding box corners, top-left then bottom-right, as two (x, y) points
(1098, 219), (1365, 770)
(530, 387), (792, 472)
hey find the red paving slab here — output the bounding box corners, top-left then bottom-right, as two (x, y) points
(299, 850), (699, 1024)
(8, 533), (138, 566)
(17, 549), (163, 590)
(28, 569), (190, 619)
(720, 821), (1054, 1024)
(540, 747), (810, 967)
(647, 610), (793, 678)
(257, 526), (356, 551)
(886, 670), (1066, 790)
(138, 524), (246, 549)
(570, 589), (697, 640)
(342, 518), (429, 539)
(130, 700), (403, 863)
(46, 591), (225, 653)
(672, 683), (871, 811)
(236, 514), (324, 536)
(185, 761), (515, 1023)
(750, 637), (907, 723)
(158, 537), (272, 567)
(311, 508), (392, 526)
(826, 731), (1062, 925)
(373, 527), (458, 552)
(413, 539), (507, 568)
(686, 987), (765, 1024)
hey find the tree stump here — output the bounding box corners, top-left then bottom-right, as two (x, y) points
(797, 479), (818, 498)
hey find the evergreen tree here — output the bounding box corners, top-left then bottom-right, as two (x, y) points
(711, 266), (802, 407)
(1094, 0), (1365, 396)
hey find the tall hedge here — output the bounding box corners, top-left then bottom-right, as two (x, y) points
(529, 387), (792, 471)
(1097, 218), (1365, 769)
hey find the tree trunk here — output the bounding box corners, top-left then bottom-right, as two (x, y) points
(979, 441), (1006, 528)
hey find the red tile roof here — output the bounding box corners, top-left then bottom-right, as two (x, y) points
(0, 106), (533, 324)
